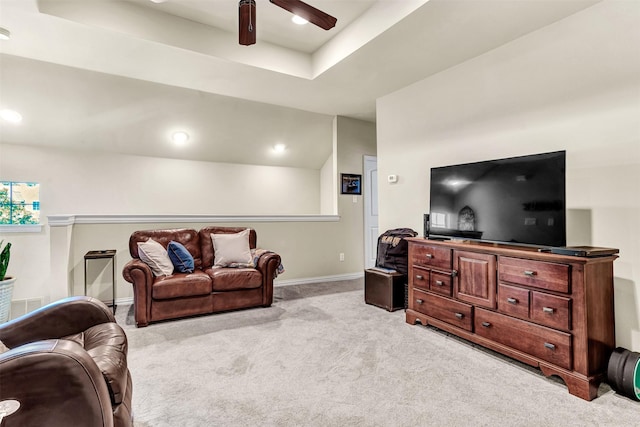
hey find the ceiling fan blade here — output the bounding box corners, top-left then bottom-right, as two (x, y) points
(269, 0), (337, 30)
(239, 0), (256, 46)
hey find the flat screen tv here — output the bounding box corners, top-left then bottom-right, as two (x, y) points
(428, 151), (566, 248)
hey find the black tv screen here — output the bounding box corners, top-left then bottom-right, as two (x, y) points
(428, 151), (566, 248)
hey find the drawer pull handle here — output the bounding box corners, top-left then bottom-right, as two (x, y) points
(524, 270), (537, 277)
(454, 312), (464, 319)
(416, 275), (424, 280)
(544, 342), (556, 350)
(435, 280), (444, 286)
(481, 322), (491, 328)
(425, 254), (433, 259)
(507, 297), (518, 304)
(416, 299), (424, 305)
(542, 307), (555, 314)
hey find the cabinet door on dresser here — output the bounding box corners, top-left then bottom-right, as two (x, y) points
(453, 250), (497, 309)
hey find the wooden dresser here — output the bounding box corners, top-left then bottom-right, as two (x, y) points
(405, 238), (618, 400)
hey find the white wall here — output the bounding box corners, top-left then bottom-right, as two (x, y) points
(0, 143), (321, 216)
(377, 1), (640, 349)
(320, 154), (335, 215)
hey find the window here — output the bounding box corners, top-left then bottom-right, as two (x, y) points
(0, 182), (40, 224)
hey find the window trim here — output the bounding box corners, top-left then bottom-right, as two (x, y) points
(0, 224), (43, 233)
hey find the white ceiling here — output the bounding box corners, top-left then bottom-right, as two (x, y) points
(126, 0), (377, 53)
(0, 0), (601, 168)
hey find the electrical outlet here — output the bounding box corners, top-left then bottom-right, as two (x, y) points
(339, 253), (345, 262)
(524, 218), (537, 226)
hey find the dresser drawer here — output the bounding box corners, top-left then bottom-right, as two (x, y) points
(475, 308), (572, 370)
(430, 270), (452, 297)
(412, 244), (452, 270)
(412, 266), (430, 291)
(413, 289), (473, 331)
(497, 283), (530, 320)
(498, 257), (570, 293)
(531, 292), (571, 331)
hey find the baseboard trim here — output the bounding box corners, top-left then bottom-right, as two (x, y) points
(112, 272), (364, 306)
(114, 297), (134, 306)
(274, 272), (364, 287)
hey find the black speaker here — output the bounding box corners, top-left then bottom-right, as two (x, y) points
(423, 213), (430, 238)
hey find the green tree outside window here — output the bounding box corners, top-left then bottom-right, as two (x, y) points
(0, 182), (40, 225)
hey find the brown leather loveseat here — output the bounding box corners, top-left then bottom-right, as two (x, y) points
(122, 227), (281, 327)
(0, 296), (132, 427)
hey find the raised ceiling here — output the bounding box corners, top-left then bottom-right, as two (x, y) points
(0, 0), (601, 168)
(126, 0), (377, 53)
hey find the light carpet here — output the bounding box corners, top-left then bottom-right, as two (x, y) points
(115, 279), (639, 427)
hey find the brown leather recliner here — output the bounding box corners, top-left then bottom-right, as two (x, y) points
(0, 296), (133, 427)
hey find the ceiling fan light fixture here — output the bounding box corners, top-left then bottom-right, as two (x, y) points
(269, 0), (336, 30)
(291, 15), (308, 25)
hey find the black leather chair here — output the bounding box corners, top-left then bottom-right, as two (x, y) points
(0, 296), (133, 427)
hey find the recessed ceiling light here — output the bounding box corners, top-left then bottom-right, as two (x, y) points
(291, 15), (308, 25)
(149, 0), (168, 3)
(0, 28), (10, 40)
(273, 143), (287, 153)
(0, 109), (22, 124)
(171, 131), (189, 145)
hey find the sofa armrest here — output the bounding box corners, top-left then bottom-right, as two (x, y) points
(122, 259), (154, 327)
(122, 258), (152, 284)
(0, 339), (114, 427)
(255, 251), (281, 306)
(0, 296), (114, 348)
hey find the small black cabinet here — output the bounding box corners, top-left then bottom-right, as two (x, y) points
(364, 269), (406, 312)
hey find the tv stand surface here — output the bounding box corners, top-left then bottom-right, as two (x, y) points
(406, 237), (618, 401)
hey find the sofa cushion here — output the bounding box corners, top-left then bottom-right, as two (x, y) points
(82, 322), (128, 405)
(206, 267), (262, 291)
(211, 229), (253, 267)
(167, 241), (195, 273)
(152, 271), (212, 300)
(138, 239), (174, 276)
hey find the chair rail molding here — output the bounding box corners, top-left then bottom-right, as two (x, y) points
(47, 214), (341, 227)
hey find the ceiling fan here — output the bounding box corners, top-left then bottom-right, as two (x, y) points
(239, 0), (337, 46)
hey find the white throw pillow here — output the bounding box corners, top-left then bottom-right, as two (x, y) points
(138, 239), (174, 276)
(211, 229), (253, 267)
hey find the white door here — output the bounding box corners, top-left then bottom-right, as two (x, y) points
(364, 155), (378, 269)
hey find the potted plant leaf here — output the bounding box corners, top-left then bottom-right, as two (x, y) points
(0, 240), (15, 323)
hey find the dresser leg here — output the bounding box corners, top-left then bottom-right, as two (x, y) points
(540, 364), (600, 401)
(406, 310), (419, 325)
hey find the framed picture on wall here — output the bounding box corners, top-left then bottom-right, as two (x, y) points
(341, 173), (362, 195)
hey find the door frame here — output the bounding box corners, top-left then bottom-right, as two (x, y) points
(363, 155), (378, 269)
